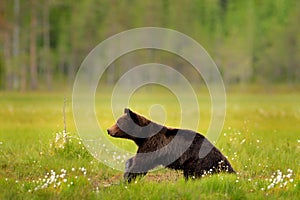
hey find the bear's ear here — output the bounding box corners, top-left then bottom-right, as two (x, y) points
(124, 108), (140, 125)
(124, 108), (131, 115)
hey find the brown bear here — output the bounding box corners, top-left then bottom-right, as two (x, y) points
(107, 108), (235, 182)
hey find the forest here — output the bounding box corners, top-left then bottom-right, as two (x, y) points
(0, 0), (299, 91)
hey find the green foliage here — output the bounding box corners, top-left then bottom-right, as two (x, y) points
(0, 0), (299, 91)
(49, 131), (92, 159)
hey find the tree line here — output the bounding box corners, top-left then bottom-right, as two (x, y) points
(0, 0), (299, 91)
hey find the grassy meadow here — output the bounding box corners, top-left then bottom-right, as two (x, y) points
(0, 88), (299, 199)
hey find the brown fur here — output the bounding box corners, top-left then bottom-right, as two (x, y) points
(107, 108), (235, 182)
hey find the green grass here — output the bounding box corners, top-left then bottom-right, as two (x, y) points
(0, 89), (299, 199)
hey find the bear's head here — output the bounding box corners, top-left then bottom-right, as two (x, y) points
(107, 108), (163, 142)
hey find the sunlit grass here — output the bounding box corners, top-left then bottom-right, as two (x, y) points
(0, 89), (299, 199)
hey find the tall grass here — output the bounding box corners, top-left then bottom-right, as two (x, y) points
(0, 90), (299, 199)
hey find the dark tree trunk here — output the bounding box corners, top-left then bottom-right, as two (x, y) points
(43, 0), (52, 90)
(30, 0), (38, 90)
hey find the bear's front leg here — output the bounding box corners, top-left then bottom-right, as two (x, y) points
(124, 171), (147, 183)
(124, 155), (156, 183)
(124, 157), (146, 183)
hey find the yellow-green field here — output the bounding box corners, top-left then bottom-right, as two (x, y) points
(0, 89), (299, 199)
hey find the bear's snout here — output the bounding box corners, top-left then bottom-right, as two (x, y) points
(107, 128), (115, 136)
(107, 124), (121, 137)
